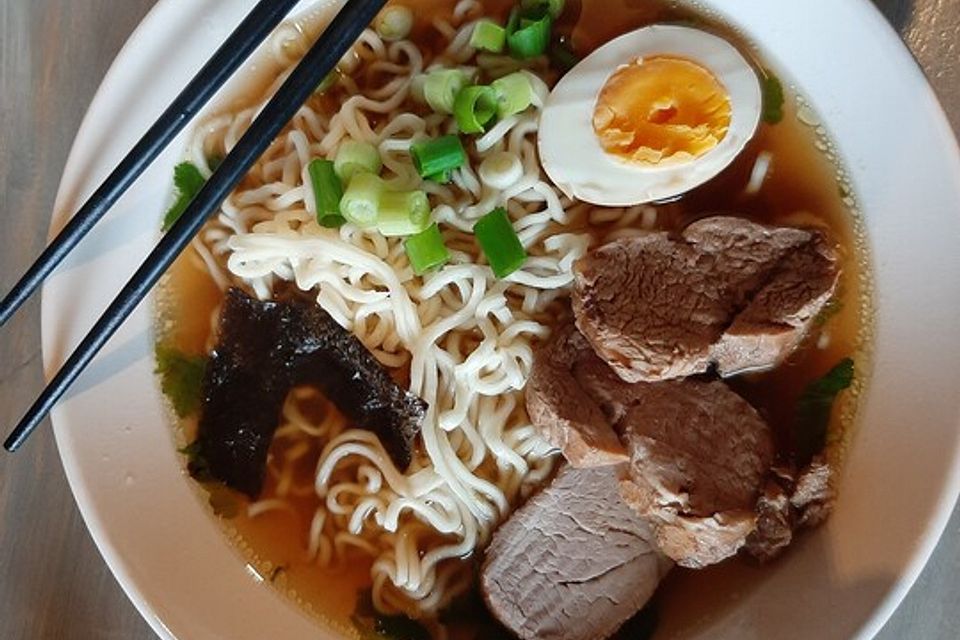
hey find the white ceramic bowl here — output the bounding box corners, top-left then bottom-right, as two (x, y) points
(43, 1), (960, 638)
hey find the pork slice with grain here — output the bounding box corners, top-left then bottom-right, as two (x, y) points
(481, 464), (672, 640)
(525, 320), (775, 568)
(615, 379), (775, 568)
(573, 216), (840, 383)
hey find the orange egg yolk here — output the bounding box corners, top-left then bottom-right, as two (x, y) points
(592, 55), (732, 165)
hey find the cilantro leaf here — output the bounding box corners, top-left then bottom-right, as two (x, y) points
(155, 344), (207, 417)
(795, 358), (855, 460)
(761, 71), (785, 125)
(162, 162), (206, 231)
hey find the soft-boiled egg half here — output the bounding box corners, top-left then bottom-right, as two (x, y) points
(539, 25), (762, 207)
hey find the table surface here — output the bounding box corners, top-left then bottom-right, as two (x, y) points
(1, 1), (959, 638)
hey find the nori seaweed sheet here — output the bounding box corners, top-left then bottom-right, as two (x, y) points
(194, 288), (427, 497)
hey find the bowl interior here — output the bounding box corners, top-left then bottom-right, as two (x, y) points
(43, 1), (960, 639)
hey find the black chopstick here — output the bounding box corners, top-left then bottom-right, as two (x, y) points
(3, 0), (388, 452)
(0, 0), (300, 328)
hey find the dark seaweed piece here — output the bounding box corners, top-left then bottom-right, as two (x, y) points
(195, 288), (427, 497)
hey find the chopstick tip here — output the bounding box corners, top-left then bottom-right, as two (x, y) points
(4, 431), (24, 452)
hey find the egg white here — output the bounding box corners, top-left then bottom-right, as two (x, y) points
(538, 25), (763, 207)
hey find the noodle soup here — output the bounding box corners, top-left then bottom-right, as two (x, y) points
(155, 1), (871, 637)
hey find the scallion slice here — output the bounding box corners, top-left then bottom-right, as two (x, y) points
(474, 207), (526, 278)
(308, 159), (345, 228)
(470, 19), (507, 53)
(375, 5), (414, 41)
(410, 135), (467, 179)
(454, 85), (499, 134)
(491, 72), (535, 117)
(506, 6), (552, 60)
(423, 68), (470, 114)
(405, 223), (450, 275)
(334, 140), (382, 182)
(340, 172), (385, 228)
(377, 190), (431, 237)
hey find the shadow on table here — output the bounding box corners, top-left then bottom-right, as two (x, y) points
(872, 0), (913, 32)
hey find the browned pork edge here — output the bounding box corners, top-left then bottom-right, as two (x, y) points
(526, 320), (775, 568)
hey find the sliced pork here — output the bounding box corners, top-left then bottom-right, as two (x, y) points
(481, 465), (672, 640)
(525, 320), (630, 467)
(573, 216), (840, 383)
(526, 320), (774, 568)
(615, 379), (775, 568)
(744, 457), (836, 561)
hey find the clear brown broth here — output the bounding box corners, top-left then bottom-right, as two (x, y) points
(156, 0), (872, 637)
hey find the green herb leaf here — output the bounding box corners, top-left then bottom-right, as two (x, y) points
(155, 344), (207, 418)
(795, 358), (855, 460)
(761, 71), (785, 125)
(162, 162), (206, 231)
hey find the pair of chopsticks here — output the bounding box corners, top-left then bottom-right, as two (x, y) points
(2, 0), (388, 452)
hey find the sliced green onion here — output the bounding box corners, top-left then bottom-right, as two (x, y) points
(423, 68), (470, 114)
(308, 159), (345, 228)
(405, 223), (450, 275)
(470, 19), (507, 53)
(475, 52), (527, 79)
(410, 135), (467, 179)
(315, 68), (341, 94)
(375, 5), (414, 42)
(474, 207), (526, 278)
(506, 6), (552, 60)
(491, 72), (535, 117)
(340, 173), (385, 228)
(521, 0), (565, 18)
(410, 73), (428, 104)
(376, 190), (431, 237)
(334, 140), (382, 182)
(454, 85), (499, 134)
